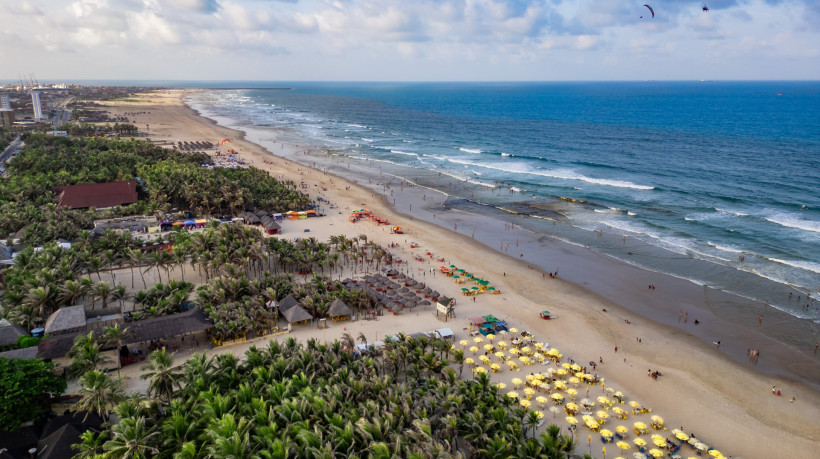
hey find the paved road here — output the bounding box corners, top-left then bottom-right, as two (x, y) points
(0, 134), (23, 173)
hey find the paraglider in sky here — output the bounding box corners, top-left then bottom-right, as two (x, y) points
(641, 4), (654, 19)
(220, 138), (230, 145)
(702, 4), (709, 12)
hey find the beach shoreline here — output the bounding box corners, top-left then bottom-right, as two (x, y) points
(101, 89), (820, 458)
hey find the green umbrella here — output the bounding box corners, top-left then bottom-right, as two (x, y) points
(471, 286), (479, 290)
(488, 287), (496, 291)
(449, 264), (456, 268)
(461, 288), (469, 292)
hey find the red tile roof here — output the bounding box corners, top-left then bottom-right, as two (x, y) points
(54, 180), (138, 209)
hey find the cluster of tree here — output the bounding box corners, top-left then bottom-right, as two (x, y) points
(55, 122), (139, 137)
(0, 357), (66, 430)
(0, 126), (12, 151)
(1, 220), (396, 340)
(70, 336), (582, 458)
(0, 134), (309, 245)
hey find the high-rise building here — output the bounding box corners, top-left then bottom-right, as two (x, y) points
(0, 92), (10, 110)
(0, 109), (14, 128)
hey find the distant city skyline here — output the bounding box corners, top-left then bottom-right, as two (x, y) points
(1, 0), (818, 81)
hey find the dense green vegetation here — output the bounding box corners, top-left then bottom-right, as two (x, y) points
(74, 337), (580, 458)
(0, 358), (67, 430)
(56, 122), (139, 137)
(0, 127), (12, 151)
(0, 134), (309, 244)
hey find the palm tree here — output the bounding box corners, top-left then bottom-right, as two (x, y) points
(141, 348), (180, 404)
(71, 429), (109, 459)
(93, 281), (114, 310)
(129, 248), (148, 289)
(103, 416), (159, 458)
(101, 324), (130, 373)
(68, 332), (112, 377)
(72, 370), (123, 421)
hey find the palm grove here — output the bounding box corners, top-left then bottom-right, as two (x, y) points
(0, 134), (581, 457)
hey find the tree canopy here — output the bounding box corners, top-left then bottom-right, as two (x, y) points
(0, 357), (67, 430)
(87, 336), (580, 458)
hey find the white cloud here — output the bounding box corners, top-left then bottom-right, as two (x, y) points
(0, 0), (817, 80)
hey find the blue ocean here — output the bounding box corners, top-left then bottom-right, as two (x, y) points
(186, 82), (820, 322)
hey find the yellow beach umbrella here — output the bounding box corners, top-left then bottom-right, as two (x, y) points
(653, 437), (666, 447)
(633, 438), (646, 447)
(536, 395), (549, 405)
(534, 342), (544, 348)
(511, 377), (523, 387)
(509, 348), (519, 355)
(567, 388), (578, 396)
(520, 399), (531, 409)
(648, 449), (664, 458)
(524, 387), (536, 397)
(486, 333), (495, 340)
(574, 371), (585, 378)
(538, 382), (550, 390)
(571, 363), (582, 371)
(473, 337), (483, 343)
(616, 425), (628, 434)
(629, 401), (642, 408)
(675, 432), (690, 441)
(510, 328), (518, 333)
(484, 344), (494, 350)
(708, 450), (723, 457)
(459, 340), (469, 346)
(633, 422), (647, 430)
(534, 410), (544, 419)
(495, 351), (506, 359)
(497, 341), (507, 348)
(562, 363), (572, 369)
(519, 356), (531, 364)
(597, 396), (611, 405)
(464, 358), (475, 365)
(551, 393), (564, 401)
(566, 416), (578, 425)
(569, 377), (581, 384)
(507, 391), (519, 399)
(597, 410), (609, 419)
(469, 346), (479, 353)
(490, 363), (501, 372)
(651, 415), (664, 425)
(547, 348), (560, 356)
(554, 381), (568, 390)
(565, 402), (578, 412)
(556, 369), (568, 376)
(521, 346), (532, 354)
(495, 382), (506, 389)
(600, 429), (614, 438)
(616, 441), (630, 450)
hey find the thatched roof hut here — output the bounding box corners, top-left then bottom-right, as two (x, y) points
(281, 304), (313, 324)
(44, 305), (86, 335)
(328, 299), (353, 320)
(0, 318), (27, 347)
(278, 295), (299, 312)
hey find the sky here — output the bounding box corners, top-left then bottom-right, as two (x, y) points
(1, 0), (818, 81)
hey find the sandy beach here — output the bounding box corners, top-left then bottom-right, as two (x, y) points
(96, 89), (820, 459)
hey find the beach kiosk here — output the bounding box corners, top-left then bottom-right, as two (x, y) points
(328, 298), (353, 322)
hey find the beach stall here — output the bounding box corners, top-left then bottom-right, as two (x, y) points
(194, 218), (208, 229)
(435, 327), (455, 340)
(272, 213), (283, 221)
(281, 304), (313, 326)
(260, 216), (281, 235)
(160, 221), (173, 231)
(328, 298), (353, 322)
